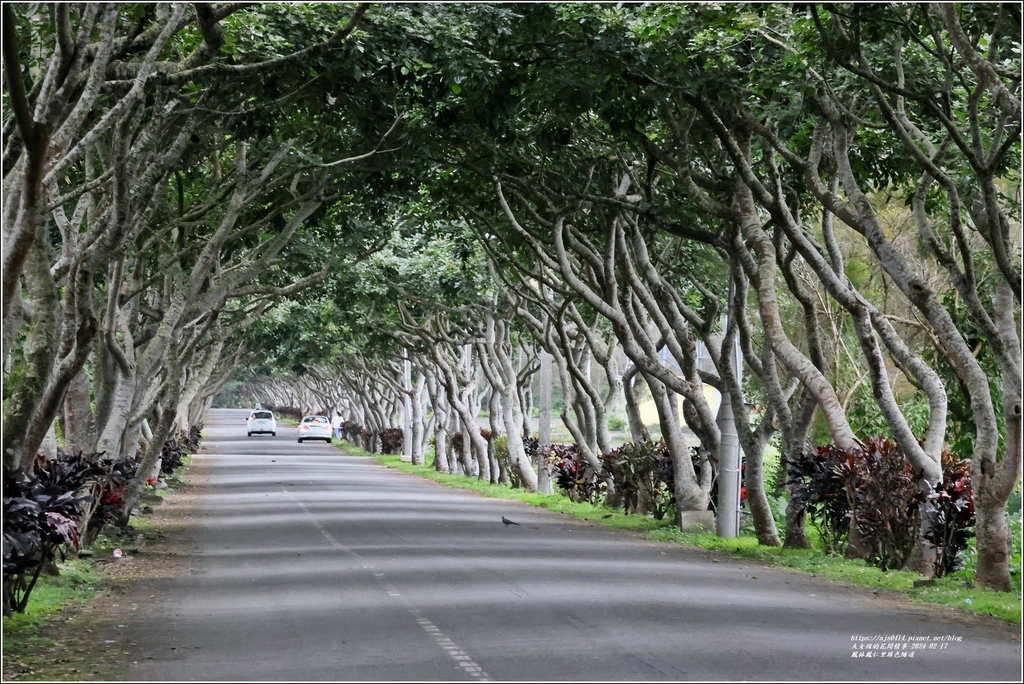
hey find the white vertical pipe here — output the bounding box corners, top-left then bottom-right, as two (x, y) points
(402, 350), (413, 462)
(538, 349), (553, 495)
(715, 282), (743, 538)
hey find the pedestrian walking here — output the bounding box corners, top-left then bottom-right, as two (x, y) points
(332, 411), (344, 441)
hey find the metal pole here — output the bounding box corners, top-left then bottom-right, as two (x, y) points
(537, 349), (553, 495)
(402, 351), (413, 462)
(715, 282), (743, 538)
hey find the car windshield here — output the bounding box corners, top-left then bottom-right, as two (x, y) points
(304, 416), (327, 423)
(252, 411), (273, 420)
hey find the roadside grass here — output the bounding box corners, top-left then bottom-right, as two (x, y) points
(340, 440), (1022, 624)
(646, 528), (1022, 622)
(2, 559), (97, 631)
(372, 452), (668, 532)
(1, 557), (115, 681)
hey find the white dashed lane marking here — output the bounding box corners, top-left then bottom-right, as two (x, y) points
(284, 487), (492, 681)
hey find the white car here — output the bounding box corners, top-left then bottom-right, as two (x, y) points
(298, 415), (332, 443)
(247, 410), (277, 437)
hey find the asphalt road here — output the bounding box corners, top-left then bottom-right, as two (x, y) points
(118, 409), (1020, 681)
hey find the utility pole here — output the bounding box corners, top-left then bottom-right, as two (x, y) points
(538, 349), (553, 495)
(402, 350), (413, 462)
(715, 282), (743, 538)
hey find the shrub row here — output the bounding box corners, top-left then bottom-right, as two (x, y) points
(539, 434), (974, 577)
(545, 440), (685, 519)
(600, 441), (676, 520)
(338, 420), (359, 442)
(547, 443), (605, 504)
(338, 421), (399, 453)
(262, 404), (303, 422)
(789, 437), (974, 575)
(3, 452), (99, 615)
(2, 428), (202, 615)
(158, 427), (202, 475)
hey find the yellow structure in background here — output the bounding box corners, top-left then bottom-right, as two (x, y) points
(637, 384), (722, 428)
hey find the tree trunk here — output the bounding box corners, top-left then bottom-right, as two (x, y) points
(743, 439), (780, 546)
(718, 297), (780, 545)
(62, 368), (96, 455)
(173, 337), (225, 433)
(93, 360), (135, 459)
(622, 364), (651, 444)
(452, 411), (464, 475)
(2, 241), (60, 472)
(646, 373), (708, 513)
(427, 372), (450, 473)
(487, 387), (503, 484)
(734, 181), (857, 451)
(502, 373), (538, 491)
(972, 284), (1022, 591)
(119, 357), (182, 524)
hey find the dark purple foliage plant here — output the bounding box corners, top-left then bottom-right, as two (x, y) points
(600, 441), (675, 519)
(380, 428), (404, 454)
(548, 444), (604, 504)
(3, 457), (93, 614)
(839, 437), (923, 572)
(788, 444), (852, 553)
(923, 452), (976, 577)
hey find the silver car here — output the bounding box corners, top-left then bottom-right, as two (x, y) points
(247, 410), (277, 437)
(298, 415), (332, 443)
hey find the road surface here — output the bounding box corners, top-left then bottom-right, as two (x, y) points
(113, 409), (1021, 681)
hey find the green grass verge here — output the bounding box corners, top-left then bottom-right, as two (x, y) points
(647, 528), (1022, 622)
(338, 440), (1022, 624)
(2, 558), (104, 679)
(2, 559), (98, 630)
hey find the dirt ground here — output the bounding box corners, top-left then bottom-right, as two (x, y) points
(2, 475), (205, 682)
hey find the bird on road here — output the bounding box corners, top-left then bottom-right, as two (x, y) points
(501, 516), (521, 526)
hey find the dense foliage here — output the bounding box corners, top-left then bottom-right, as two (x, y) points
(924, 454), (976, 578)
(548, 444), (604, 505)
(600, 441), (676, 520)
(2, 458), (91, 614)
(839, 438), (924, 572)
(380, 428), (405, 455)
(790, 439), (978, 575)
(789, 445), (852, 554)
